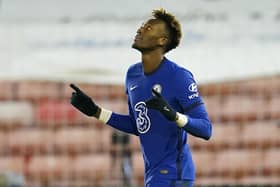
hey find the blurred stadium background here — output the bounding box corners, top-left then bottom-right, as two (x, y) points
(0, 0), (279, 186)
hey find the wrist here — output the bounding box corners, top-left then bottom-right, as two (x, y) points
(98, 108), (113, 123)
(175, 112), (188, 128)
(94, 106), (101, 118)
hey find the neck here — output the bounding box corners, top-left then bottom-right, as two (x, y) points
(141, 49), (164, 74)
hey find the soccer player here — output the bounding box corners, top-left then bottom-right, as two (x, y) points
(70, 8), (212, 187)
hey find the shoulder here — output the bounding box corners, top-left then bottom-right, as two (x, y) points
(175, 66), (194, 81)
(165, 58), (194, 81)
(126, 62), (142, 77)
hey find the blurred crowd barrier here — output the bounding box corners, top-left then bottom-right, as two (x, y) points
(0, 75), (279, 187)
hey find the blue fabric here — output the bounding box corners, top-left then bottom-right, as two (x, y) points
(146, 179), (194, 187)
(107, 57), (212, 185)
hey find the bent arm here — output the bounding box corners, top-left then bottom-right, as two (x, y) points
(172, 70), (212, 140)
(106, 112), (138, 136)
(182, 104), (212, 140)
(105, 99), (138, 136)
(69, 83), (138, 135)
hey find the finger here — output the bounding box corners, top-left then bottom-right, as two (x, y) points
(152, 88), (161, 98)
(70, 83), (82, 93)
(145, 99), (160, 110)
(145, 100), (153, 109)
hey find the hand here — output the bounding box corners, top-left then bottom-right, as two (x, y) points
(145, 88), (177, 121)
(70, 83), (100, 117)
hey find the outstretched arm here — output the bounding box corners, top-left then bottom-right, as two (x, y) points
(70, 84), (138, 135)
(70, 83), (102, 117)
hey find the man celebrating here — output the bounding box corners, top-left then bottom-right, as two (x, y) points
(70, 8), (212, 187)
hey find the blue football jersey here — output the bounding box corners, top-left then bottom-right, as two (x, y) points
(107, 57), (212, 184)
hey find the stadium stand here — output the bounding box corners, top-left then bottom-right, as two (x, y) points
(263, 148), (280, 176)
(7, 127), (54, 155)
(214, 149), (263, 178)
(188, 122), (242, 151)
(26, 155), (72, 184)
(72, 154), (111, 185)
(130, 134), (141, 152)
(0, 81), (17, 101)
(240, 121), (280, 149)
(191, 150), (216, 177)
(0, 131), (7, 155)
(0, 76), (279, 186)
(35, 100), (81, 127)
(0, 101), (34, 129)
(17, 81), (62, 102)
(0, 156), (24, 175)
(132, 152), (144, 185)
(54, 127), (98, 155)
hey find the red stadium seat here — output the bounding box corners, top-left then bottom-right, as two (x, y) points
(241, 121), (280, 149)
(263, 148), (280, 176)
(195, 176), (237, 186)
(54, 127), (100, 154)
(192, 150), (216, 177)
(8, 128), (54, 155)
(214, 149), (263, 178)
(267, 96), (280, 119)
(201, 76), (280, 123)
(210, 123), (241, 149)
(238, 79), (268, 95)
(72, 154), (111, 185)
(203, 96), (222, 122)
(35, 100), (80, 127)
(0, 131), (8, 155)
(238, 76), (280, 96)
(0, 101), (34, 128)
(107, 85), (127, 100)
(17, 81), (61, 102)
(188, 123), (241, 151)
(0, 81), (16, 100)
(35, 100), (103, 127)
(27, 155), (72, 182)
(132, 152), (144, 185)
(99, 128), (113, 152)
(0, 156), (24, 174)
(130, 135), (141, 152)
(220, 95), (264, 122)
(240, 175), (280, 185)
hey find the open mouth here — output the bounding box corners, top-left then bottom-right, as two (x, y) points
(134, 35), (142, 41)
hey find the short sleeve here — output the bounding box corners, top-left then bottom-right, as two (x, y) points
(173, 68), (204, 113)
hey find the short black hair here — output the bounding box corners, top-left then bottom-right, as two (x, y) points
(152, 8), (182, 53)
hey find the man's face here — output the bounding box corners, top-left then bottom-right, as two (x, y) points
(132, 19), (168, 52)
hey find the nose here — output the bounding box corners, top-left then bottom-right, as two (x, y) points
(137, 27), (142, 34)
(137, 24), (145, 34)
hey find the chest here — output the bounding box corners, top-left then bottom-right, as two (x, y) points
(127, 74), (175, 106)
(126, 73), (181, 136)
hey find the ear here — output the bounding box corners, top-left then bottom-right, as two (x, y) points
(158, 37), (169, 47)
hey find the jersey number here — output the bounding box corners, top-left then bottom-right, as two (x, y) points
(134, 102), (151, 134)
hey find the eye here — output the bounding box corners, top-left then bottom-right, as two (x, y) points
(146, 26), (152, 31)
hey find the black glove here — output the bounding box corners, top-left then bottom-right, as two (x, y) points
(145, 88), (177, 121)
(70, 83), (100, 117)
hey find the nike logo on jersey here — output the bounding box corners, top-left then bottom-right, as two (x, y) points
(130, 85), (138, 91)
